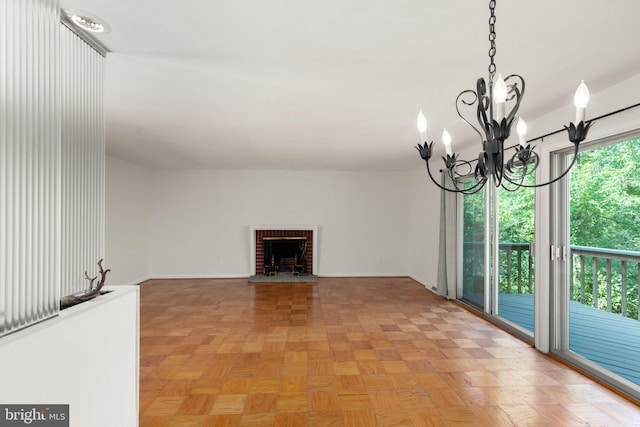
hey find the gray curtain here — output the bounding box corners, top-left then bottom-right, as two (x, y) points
(436, 172), (458, 299)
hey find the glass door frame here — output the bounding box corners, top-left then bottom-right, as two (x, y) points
(457, 173), (535, 341)
(488, 184), (498, 317)
(456, 178), (490, 310)
(548, 129), (640, 402)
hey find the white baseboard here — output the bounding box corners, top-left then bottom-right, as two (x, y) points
(136, 274), (436, 288)
(408, 274), (437, 293)
(128, 275), (151, 286)
(107, 275), (151, 287)
(149, 273), (249, 280)
(318, 272), (407, 278)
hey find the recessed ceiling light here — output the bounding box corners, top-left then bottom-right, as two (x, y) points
(63, 9), (111, 35)
(71, 14), (104, 33)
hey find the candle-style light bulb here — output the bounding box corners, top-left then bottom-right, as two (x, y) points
(493, 74), (508, 122)
(516, 117), (527, 145)
(442, 129), (452, 156)
(574, 80), (589, 123)
(417, 110), (428, 141)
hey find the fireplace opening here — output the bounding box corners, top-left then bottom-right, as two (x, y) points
(263, 237), (307, 275)
(253, 228), (315, 277)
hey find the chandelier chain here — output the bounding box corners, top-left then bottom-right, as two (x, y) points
(488, 0), (497, 80)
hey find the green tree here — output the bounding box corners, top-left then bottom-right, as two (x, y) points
(570, 138), (640, 251)
(570, 138), (640, 319)
(460, 138), (640, 317)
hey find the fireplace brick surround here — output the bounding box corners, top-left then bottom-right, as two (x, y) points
(250, 226), (318, 276)
(255, 229), (313, 275)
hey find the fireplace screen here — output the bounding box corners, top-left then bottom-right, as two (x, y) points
(263, 237), (307, 275)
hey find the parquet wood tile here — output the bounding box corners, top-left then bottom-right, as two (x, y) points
(167, 415), (209, 427)
(342, 409), (376, 427)
(209, 394), (247, 414)
(274, 411), (308, 426)
(139, 277), (640, 426)
(308, 410), (343, 427)
(204, 414), (242, 427)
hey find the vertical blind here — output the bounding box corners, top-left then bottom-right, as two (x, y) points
(60, 24), (105, 297)
(1, 0), (105, 337)
(1, 0), (61, 335)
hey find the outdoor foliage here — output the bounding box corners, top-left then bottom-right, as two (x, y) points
(498, 175), (535, 294)
(462, 137), (640, 320)
(570, 138), (640, 252)
(569, 138), (640, 319)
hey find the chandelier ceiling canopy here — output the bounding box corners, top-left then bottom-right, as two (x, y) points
(416, 0), (594, 194)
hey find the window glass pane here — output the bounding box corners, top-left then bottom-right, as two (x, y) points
(568, 137), (640, 387)
(461, 185), (485, 309)
(497, 178), (535, 332)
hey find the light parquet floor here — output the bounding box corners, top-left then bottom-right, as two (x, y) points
(139, 277), (640, 426)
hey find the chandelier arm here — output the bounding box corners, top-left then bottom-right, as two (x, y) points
(450, 157), (488, 194)
(461, 176), (488, 195)
(422, 159), (470, 193)
(476, 78), (491, 136)
(502, 155), (532, 190)
(421, 158), (486, 194)
(502, 142), (580, 188)
(503, 74), (525, 124)
(456, 89), (485, 144)
(500, 174), (523, 191)
(505, 146), (539, 178)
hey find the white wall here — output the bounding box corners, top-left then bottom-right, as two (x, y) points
(0, 287), (139, 427)
(147, 169), (411, 277)
(106, 155), (152, 285)
(105, 74), (640, 285)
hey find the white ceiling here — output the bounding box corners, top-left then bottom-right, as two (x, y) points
(60, 0), (640, 171)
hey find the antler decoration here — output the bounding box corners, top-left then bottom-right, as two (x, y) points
(60, 259), (111, 309)
(85, 271), (97, 290)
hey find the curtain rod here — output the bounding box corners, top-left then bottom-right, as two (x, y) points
(526, 101), (640, 144)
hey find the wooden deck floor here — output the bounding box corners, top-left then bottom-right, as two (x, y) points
(498, 293), (535, 332)
(499, 293), (640, 385)
(139, 278), (640, 426)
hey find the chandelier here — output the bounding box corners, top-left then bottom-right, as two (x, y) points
(416, 0), (594, 194)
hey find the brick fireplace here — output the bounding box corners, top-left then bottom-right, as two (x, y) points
(250, 226), (318, 276)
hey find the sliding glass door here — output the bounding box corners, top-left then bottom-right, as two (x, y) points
(496, 179), (535, 334)
(553, 135), (640, 398)
(457, 130), (640, 398)
(459, 176), (535, 336)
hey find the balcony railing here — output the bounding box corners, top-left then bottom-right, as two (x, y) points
(570, 246), (640, 320)
(499, 242), (533, 294)
(462, 242), (535, 296)
(492, 242), (640, 320)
